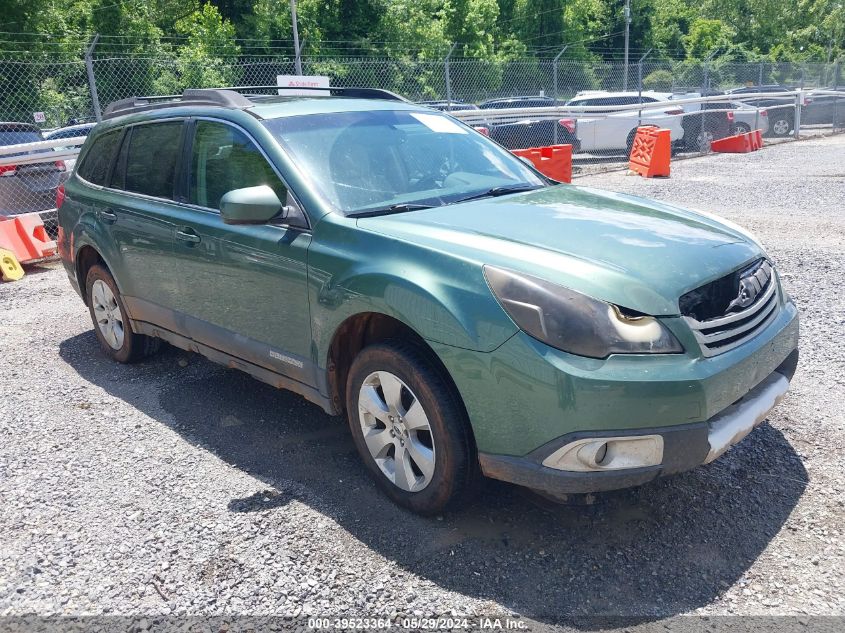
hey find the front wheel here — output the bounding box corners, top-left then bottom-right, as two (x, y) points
(769, 114), (793, 137)
(346, 341), (477, 514)
(85, 264), (160, 363)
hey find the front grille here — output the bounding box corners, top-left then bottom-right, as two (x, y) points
(681, 260), (781, 357)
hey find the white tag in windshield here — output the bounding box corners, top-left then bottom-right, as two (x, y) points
(410, 113), (468, 134)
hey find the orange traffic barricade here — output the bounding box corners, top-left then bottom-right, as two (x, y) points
(711, 133), (753, 153)
(511, 144), (573, 183)
(628, 127), (671, 178)
(0, 212), (57, 265)
(711, 129), (764, 153)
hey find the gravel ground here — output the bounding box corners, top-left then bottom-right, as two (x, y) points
(1, 134), (843, 630)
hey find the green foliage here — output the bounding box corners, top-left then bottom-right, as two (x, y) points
(38, 77), (92, 127)
(684, 18), (735, 60)
(1, 0), (842, 64)
(643, 69), (674, 91)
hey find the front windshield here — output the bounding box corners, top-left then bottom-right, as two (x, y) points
(262, 109), (545, 215)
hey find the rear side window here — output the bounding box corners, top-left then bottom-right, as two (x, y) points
(109, 129), (131, 190)
(189, 121), (286, 210)
(124, 121), (183, 199)
(77, 130), (122, 186)
(0, 127), (42, 146)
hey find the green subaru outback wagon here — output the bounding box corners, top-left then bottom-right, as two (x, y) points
(58, 87), (799, 514)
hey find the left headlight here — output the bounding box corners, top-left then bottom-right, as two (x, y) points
(484, 266), (683, 359)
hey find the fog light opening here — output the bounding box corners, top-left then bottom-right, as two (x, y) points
(544, 435), (664, 472)
(594, 442), (608, 465)
(576, 441), (610, 469)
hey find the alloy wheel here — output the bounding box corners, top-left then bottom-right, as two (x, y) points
(91, 279), (124, 350)
(357, 371), (436, 492)
(772, 118), (790, 136)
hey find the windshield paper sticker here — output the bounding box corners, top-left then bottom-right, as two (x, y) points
(410, 112), (469, 134)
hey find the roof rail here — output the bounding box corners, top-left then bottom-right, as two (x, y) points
(217, 85), (408, 101)
(103, 89), (253, 119)
(103, 85), (407, 119)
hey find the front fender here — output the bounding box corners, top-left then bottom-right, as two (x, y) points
(308, 220), (518, 370)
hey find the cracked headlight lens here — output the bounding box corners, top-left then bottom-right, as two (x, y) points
(484, 266), (683, 359)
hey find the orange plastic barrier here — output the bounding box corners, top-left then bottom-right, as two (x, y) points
(711, 129), (765, 153)
(628, 127), (671, 178)
(511, 144), (573, 183)
(711, 133), (753, 153)
(0, 213), (57, 264)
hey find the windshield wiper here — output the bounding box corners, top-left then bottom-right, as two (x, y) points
(348, 203), (436, 218)
(450, 184), (542, 205)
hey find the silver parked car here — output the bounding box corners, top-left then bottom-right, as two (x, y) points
(0, 122), (66, 216)
(724, 101), (770, 136)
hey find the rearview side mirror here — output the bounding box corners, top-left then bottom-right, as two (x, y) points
(220, 185), (283, 225)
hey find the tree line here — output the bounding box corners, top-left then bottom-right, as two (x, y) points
(3, 0), (843, 63)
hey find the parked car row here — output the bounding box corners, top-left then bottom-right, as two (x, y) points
(425, 85), (842, 152)
(0, 122), (92, 217)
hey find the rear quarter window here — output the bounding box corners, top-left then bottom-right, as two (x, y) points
(77, 129), (122, 185)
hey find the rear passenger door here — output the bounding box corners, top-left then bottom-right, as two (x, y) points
(168, 119), (314, 386)
(104, 120), (185, 324)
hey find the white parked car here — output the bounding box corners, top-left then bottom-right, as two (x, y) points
(563, 91), (685, 154)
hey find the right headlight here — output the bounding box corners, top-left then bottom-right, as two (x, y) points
(484, 266), (683, 359)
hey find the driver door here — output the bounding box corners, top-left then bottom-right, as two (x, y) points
(169, 119), (315, 386)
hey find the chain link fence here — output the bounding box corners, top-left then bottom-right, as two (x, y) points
(1, 51), (843, 241)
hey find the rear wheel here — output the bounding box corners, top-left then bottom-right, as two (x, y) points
(683, 124), (715, 152)
(85, 264), (160, 363)
(769, 114), (793, 137)
(346, 341), (477, 514)
(730, 122), (752, 135)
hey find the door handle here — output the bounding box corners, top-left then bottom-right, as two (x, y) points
(98, 208), (117, 224)
(175, 227), (201, 244)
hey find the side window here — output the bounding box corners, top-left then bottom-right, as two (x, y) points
(77, 130), (121, 185)
(109, 128), (131, 190)
(124, 121), (183, 199)
(189, 121), (286, 210)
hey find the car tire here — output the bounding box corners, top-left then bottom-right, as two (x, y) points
(345, 340), (478, 515)
(730, 123), (751, 135)
(769, 114), (793, 137)
(85, 264), (161, 363)
(685, 129), (715, 152)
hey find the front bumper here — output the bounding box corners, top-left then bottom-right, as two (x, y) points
(476, 349), (797, 494)
(431, 296), (799, 494)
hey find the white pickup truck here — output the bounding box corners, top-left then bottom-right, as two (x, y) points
(564, 91), (686, 154)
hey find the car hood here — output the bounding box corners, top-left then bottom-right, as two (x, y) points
(356, 185), (763, 316)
